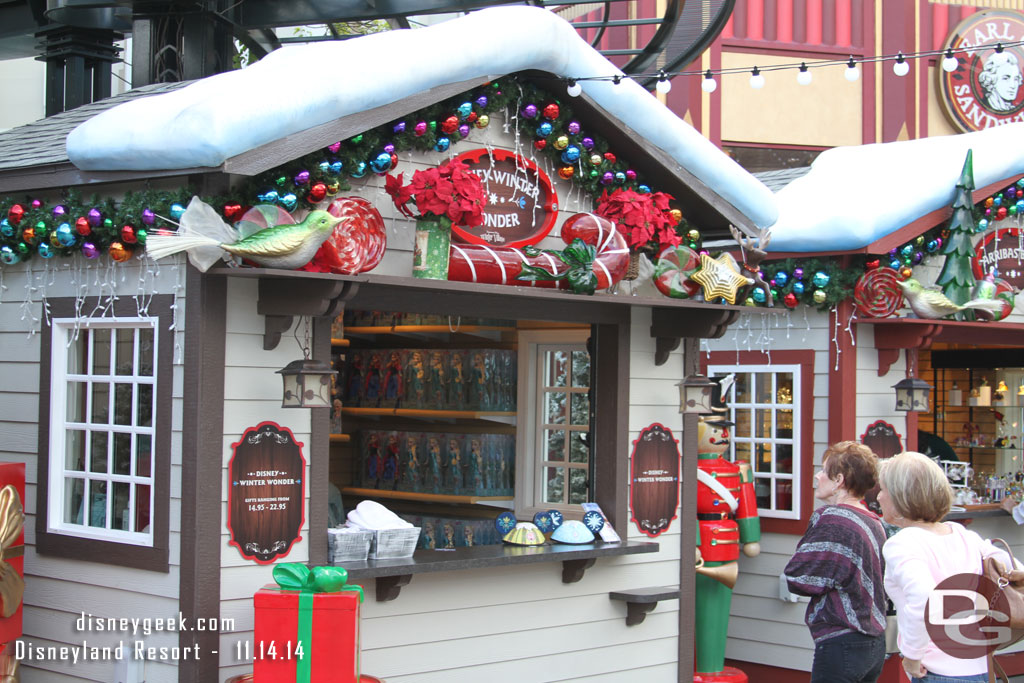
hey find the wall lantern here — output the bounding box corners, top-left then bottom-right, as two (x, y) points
(894, 377), (933, 412)
(678, 374), (716, 415)
(277, 317), (335, 408)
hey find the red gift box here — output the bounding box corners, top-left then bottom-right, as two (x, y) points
(0, 463), (24, 647)
(253, 582), (360, 683)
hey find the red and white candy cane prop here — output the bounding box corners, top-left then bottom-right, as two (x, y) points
(448, 213), (629, 289)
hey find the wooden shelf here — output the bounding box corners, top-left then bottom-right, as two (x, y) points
(341, 486), (513, 505)
(329, 433), (351, 443)
(341, 407), (516, 419)
(330, 338), (351, 347)
(344, 325), (513, 334)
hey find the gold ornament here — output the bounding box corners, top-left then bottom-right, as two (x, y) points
(687, 229), (701, 242)
(0, 486), (24, 622)
(109, 241), (132, 262)
(475, 114), (490, 129)
(669, 209), (682, 224)
(326, 181), (340, 196)
(813, 289), (827, 304)
(589, 154), (603, 166)
(558, 166), (575, 180)
(554, 136), (569, 150)
(691, 252), (751, 305)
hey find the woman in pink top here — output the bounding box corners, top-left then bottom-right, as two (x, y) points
(878, 452), (1020, 682)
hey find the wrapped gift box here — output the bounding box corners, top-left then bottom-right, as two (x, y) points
(254, 582), (360, 683)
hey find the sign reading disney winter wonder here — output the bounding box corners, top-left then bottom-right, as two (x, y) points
(939, 10), (1024, 132)
(973, 225), (1024, 290)
(451, 148), (558, 248)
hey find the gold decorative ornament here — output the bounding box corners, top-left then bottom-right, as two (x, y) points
(691, 253), (752, 305)
(0, 486), (24, 621)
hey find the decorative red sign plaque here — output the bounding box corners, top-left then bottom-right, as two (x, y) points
(451, 148), (558, 248)
(972, 224), (1024, 290)
(227, 422), (306, 564)
(938, 10), (1024, 132)
(629, 423), (680, 538)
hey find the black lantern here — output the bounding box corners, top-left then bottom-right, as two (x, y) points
(277, 317), (335, 408)
(678, 374), (716, 415)
(894, 377), (932, 412)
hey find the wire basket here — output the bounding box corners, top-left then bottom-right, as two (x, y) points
(369, 527), (421, 559)
(330, 529), (374, 563)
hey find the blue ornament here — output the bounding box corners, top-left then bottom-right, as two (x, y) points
(979, 218), (989, 230)
(38, 242), (54, 258)
(258, 190), (279, 204)
(536, 122), (553, 137)
(792, 281), (805, 295)
(812, 271), (830, 288)
(926, 239), (938, 252)
(169, 203), (186, 221)
(561, 145), (581, 163)
(900, 244), (914, 258)
(752, 288), (766, 303)
(0, 245), (18, 265)
(350, 161), (368, 178)
(369, 151), (392, 174)
(279, 194), (298, 211)
(457, 102), (473, 120)
(330, 161), (344, 175)
(637, 185), (651, 194)
(774, 271), (789, 287)
(55, 222), (75, 246)
(614, 171), (626, 184)
(1018, 179), (1024, 188)
(318, 161), (330, 174)
(434, 137), (451, 152)
(1017, 200), (1024, 212)
(994, 196), (1003, 207)
(0, 219), (12, 238)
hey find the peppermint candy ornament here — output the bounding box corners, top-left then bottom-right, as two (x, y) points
(854, 266), (903, 318)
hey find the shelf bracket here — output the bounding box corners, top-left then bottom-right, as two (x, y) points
(257, 279), (360, 350)
(375, 574), (412, 602)
(608, 587), (682, 625)
(872, 322), (942, 375)
(650, 307), (740, 366)
(562, 557), (597, 583)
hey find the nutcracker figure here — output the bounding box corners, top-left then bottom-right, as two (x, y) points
(694, 380), (760, 682)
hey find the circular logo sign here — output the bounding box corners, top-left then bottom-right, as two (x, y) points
(451, 148), (558, 248)
(925, 572), (1011, 659)
(973, 224), (1024, 290)
(938, 10), (1024, 132)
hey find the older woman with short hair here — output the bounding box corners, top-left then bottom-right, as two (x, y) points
(784, 441), (887, 683)
(879, 451), (1020, 682)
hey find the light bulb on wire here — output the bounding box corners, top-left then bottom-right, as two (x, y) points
(749, 66), (765, 89)
(566, 79), (582, 97)
(701, 69), (718, 93)
(796, 62), (812, 85)
(655, 71), (672, 94)
(845, 57), (861, 82)
(942, 49), (959, 72)
(893, 52), (909, 76)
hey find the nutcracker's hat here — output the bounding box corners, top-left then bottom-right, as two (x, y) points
(705, 374), (735, 427)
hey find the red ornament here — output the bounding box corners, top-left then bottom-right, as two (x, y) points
(997, 206), (1008, 220)
(865, 258), (880, 270)
(308, 182), (328, 203)
(441, 116), (459, 134)
(543, 103), (560, 120)
(108, 241), (132, 262)
(783, 292), (799, 309)
(390, 153), (398, 169)
(223, 203), (243, 222)
(121, 225), (137, 244)
(534, 139), (547, 151)
(604, 152), (617, 164)
(8, 205), (24, 225)
(466, 112), (478, 123)
(75, 217), (91, 235)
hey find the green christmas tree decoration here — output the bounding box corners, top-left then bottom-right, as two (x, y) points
(935, 149), (978, 321)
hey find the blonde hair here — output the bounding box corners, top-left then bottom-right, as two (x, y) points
(822, 441), (879, 498)
(878, 451), (953, 523)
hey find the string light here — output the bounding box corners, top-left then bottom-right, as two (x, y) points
(796, 62), (812, 86)
(749, 66), (765, 89)
(655, 70), (671, 94)
(893, 52), (909, 76)
(566, 78), (582, 97)
(701, 69), (717, 93)
(844, 56), (861, 82)
(996, 42), (1004, 54)
(942, 48), (958, 72)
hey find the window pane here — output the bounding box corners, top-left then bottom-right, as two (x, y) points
(733, 409), (751, 438)
(66, 335), (86, 375)
(733, 441), (751, 465)
(777, 409), (794, 439)
(546, 430), (565, 462)
(113, 433), (132, 475)
(777, 373), (794, 404)
(92, 328), (111, 375)
(569, 431), (589, 463)
(113, 384), (133, 426)
(90, 383), (109, 423)
(546, 351), (568, 388)
(755, 410), (772, 438)
(776, 444), (794, 475)
(136, 434), (152, 478)
(89, 480), (107, 528)
(138, 326), (154, 376)
(137, 384), (153, 428)
(754, 477), (771, 509)
(90, 432), (108, 473)
(569, 468), (588, 504)
(65, 430), (85, 471)
(64, 478), (85, 524)
(775, 479), (794, 512)
(571, 350), (589, 389)
(544, 467), (564, 504)
(112, 482), (131, 531)
(115, 328), (134, 376)
(733, 373), (751, 403)
(755, 442), (773, 473)
(66, 382), (87, 422)
(136, 484), (152, 533)
(570, 392), (589, 426)
(755, 373), (772, 403)
(545, 391), (566, 424)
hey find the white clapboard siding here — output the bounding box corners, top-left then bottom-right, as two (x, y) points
(854, 325), (912, 444)
(0, 256), (186, 681)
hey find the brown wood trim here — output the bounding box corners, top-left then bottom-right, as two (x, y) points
(592, 318), (630, 539)
(829, 298), (857, 444)
(35, 295), (173, 572)
(679, 337), (699, 682)
(178, 269), (226, 683)
(0, 162), (214, 194)
(309, 316), (331, 566)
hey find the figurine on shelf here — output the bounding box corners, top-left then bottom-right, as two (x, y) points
(383, 351), (403, 408)
(422, 522), (436, 550)
(484, 440), (497, 493)
(330, 398), (343, 434)
(428, 351), (447, 410)
(364, 432), (382, 488)
(448, 351), (466, 410)
(363, 352), (383, 407)
(445, 437), (463, 492)
(443, 523), (456, 549)
(426, 436), (442, 493)
(463, 525), (475, 547)
(404, 350), (427, 409)
(383, 433), (400, 490)
(469, 351), (489, 410)
(468, 438), (484, 492)
(402, 434), (421, 491)
(345, 352), (364, 406)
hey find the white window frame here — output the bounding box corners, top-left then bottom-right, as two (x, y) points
(515, 329), (591, 517)
(707, 363), (802, 521)
(47, 316), (158, 546)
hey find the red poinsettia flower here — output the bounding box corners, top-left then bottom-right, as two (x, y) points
(384, 161), (487, 227)
(595, 187), (682, 252)
(384, 172), (415, 217)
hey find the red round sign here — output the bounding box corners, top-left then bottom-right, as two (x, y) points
(972, 224), (1024, 289)
(451, 148), (558, 248)
(938, 10), (1024, 132)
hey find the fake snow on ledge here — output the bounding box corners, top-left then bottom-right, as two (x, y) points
(64, 6), (777, 230)
(769, 122), (1024, 252)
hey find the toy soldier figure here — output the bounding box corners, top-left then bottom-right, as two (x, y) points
(694, 375), (760, 683)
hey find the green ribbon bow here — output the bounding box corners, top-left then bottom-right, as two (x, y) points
(272, 563), (364, 683)
(518, 238), (600, 295)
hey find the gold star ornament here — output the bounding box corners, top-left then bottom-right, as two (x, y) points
(691, 252), (752, 305)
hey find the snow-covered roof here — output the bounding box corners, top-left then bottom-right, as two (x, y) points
(65, 6), (777, 230)
(768, 123), (1024, 252)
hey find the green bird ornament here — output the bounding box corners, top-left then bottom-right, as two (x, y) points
(146, 197), (342, 272)
(897, 278), (1005, 320)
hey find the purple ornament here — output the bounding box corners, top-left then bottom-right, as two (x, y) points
(567, 121), (581, 135)
(52, 205), (67, 219)
(142, 208), (156, 225)
(581, 137), (595, 150)
(458, 124), (470, 138)
(88, 208), (102, 227)
(414, 121), (428, 136)
(770, 279), (777, 287)
(913, 251), (923, 264)
(81, 242), (99, 259)
(393, 121), (406, 134)
(383, 143), (395, 154)
(294, 170), (310, 186)
(793, 267), (804, 280)
(888, 248), (898, 259)
(475, 95), (488, 108)
(601, 171), (614, 185)
(522, 104), (538, 119)
(31, 199), (41, 209)
(625, 169), (637, 181)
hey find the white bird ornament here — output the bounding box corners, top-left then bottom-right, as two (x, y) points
(897, 278), (1005, 320)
